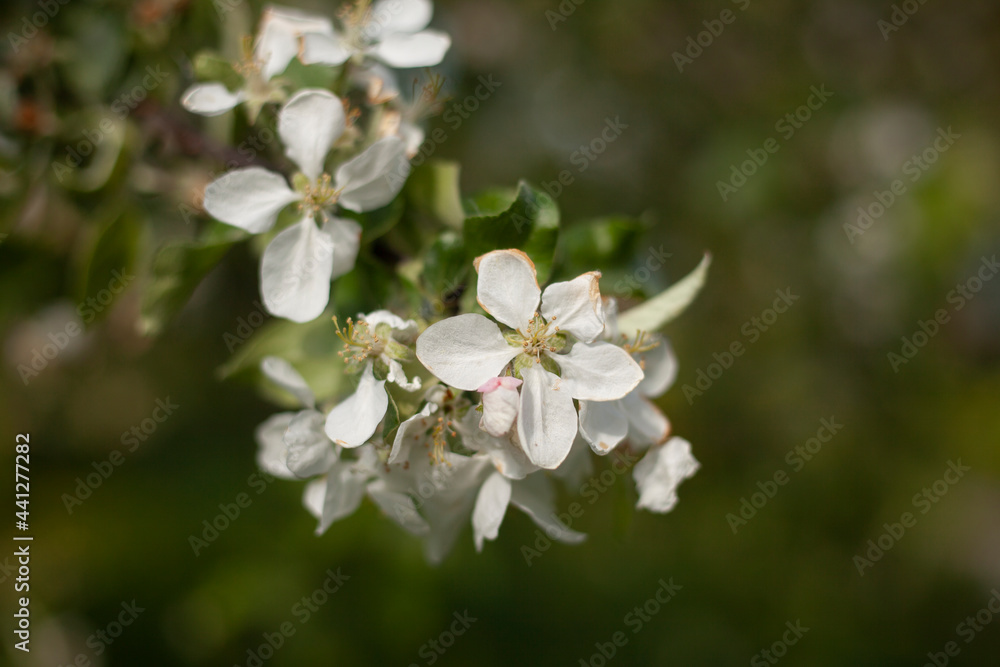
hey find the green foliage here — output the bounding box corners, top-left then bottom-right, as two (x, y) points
(79, 209), (142, 327)
(140, 223), (244, 336)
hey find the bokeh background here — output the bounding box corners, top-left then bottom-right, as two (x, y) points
(2, 0), (1000, 664)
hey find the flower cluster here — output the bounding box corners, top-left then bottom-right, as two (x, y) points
(179, 1), (708, 562)
(255, 249), (706, 563)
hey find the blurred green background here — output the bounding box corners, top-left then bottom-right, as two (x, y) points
(2, 0), (1000, 664)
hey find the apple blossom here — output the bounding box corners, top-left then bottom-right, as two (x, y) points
(202, 89), (409, 322)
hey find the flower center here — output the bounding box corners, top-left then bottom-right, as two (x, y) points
(333, 317), (385, 365)
(510, 314), (565, 360)
(298, 174), (342, 216)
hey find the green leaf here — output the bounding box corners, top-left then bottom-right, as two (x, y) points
(462, 181), (561, 279)
(277, 58), (338, 91)
(140, 223), (243, 336)
(405, 160), (464, 230)
(383, 390), (401, 447)
(616, 253), (711, 335)
(519, 188), (560, 284)
(558, 216), (646, 272)
(218, 316), (347, 404)
(422, 231), (468, 312)
(80, 210), (142, 327)
(193, 52), (244, 91)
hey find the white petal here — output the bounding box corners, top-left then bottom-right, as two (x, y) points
(386, 358), (421, 392)
(181, 83), (243, 116)
(578, 399), (628, 455)
(203, 167), (298, 233)
(278, 89), (346, 181)
(260, 356), (315, 408)
(284, 409), (337, 478)
(260, 216), (336, 323)
(617, 253), (711, 335)
(411, 453), (492, 564)
(324, 362), (388, 448)
(335, 137), (410, 212)
(315, 462), (368, 534)
(550, 436), (594, 489)
(300, 32), (353, 66)
(352, 62), (401, 102)
(373, 30), (451, 68)
(636, 337), (678, 398)
(303, 478), (326, 519)
(472, 472), (511, 551)
(256, 5), (335, 79)
(516, 363), (577, 469)
(255, 412), (298, 480)
(325, 217), (362, 281)
(415, 314), (519, 391)
(633, 437), (700, 513)
(556, 341), (643, 401)
(363, 309), (418, 339)
(479, 379), (521, 437)
(388, 401), (436, 464)
(621, 392), (671, 448)
(459, 409), (536, 480)
(540, 271), (605, 343)
(510, 474), (586, 544)
(370, 0), (433, 36)
(474, 249), (541, 331)
(367, 479), (430, 535)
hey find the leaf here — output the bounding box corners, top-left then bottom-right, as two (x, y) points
(218, 316), (347, 404)
(80, 210), (142, 327)
(558, 216), (646, 272)
(519, 188), (560, 284)
(193, 52), (244, 91)
(616, 253), (711, 335)
(422, 231), (468, 311)
(462, 181), (560, 279)
(382, 390), (401, 446)
(140, 223), (243, 336)
(405, 160), (464, 230)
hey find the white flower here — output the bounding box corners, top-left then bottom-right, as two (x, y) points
(477, 376), (521, 437)
(578, 300), (678, 454)
(202, 89), (410, 322)
(416, 249), (644, 470)
(182, 5), (335, 121)
(471, 471), (585, 552)
(632, 437), (699, 513)
(301, 0), (451, 70)
(324, 310), (422, 448)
